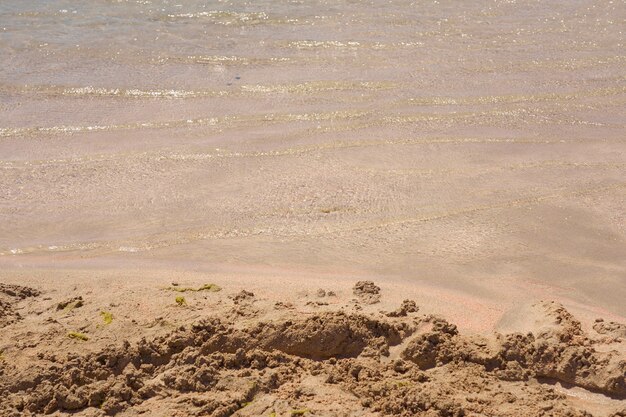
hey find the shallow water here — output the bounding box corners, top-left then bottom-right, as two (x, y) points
(0, 1), (624, 314)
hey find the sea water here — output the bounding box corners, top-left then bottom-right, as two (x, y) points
(0, 1), (624, 316)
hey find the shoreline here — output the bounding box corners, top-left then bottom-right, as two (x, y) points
(1, 261), (624, 332)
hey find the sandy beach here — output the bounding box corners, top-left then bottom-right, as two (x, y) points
(1, 0), (625, 415)
(1, 268), (625, 416)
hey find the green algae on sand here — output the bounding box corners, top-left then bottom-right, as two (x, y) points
(67, 332), (89, 341)
(100, 311), (113, 325)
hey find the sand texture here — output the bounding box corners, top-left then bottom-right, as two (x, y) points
(1, 277), (624, 417)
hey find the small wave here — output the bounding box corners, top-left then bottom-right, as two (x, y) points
(406, 86), (626, 106)
(285, 40), (425, 50)
(118, 246), (140, 252)
(0, 80), (391, 99)
(240, 81), (395, 94)
(0, 110), (368, 138)
(165, 10), (269, 25)
(287, 40), (361, 49)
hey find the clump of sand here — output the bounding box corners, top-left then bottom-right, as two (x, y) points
(0, 283), (40, 327)
(353, 281), (381, 305)
(594, 318), (626, 339)
(385, 299), (419, 317)
(0, 280), (624, 417)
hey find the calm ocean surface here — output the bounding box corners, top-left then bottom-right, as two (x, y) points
(2, 0), (624, 102)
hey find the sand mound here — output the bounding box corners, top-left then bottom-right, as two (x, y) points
(0, 311), (410, 415)
(353, 281), (381, 305)
(402, 303), (625, 398)
(385, 299), (419, 317)
(0, 283), (40, 328)
(1, 289), (624, 417)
